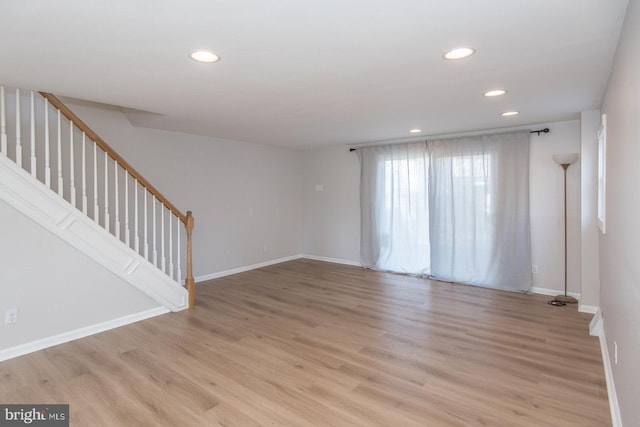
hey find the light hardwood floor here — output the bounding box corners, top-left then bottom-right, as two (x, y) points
(0, 259), (610, 426)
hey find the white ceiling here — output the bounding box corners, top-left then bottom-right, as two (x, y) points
(0, 0), (629, 148)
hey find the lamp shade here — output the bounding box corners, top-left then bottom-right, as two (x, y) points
(552, 153), (579, 166)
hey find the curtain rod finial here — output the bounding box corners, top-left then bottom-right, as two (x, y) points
(531, 128), (550, 136)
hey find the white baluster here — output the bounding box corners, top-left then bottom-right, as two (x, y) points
(69, 120), (76, 206)
(144, 188), (149, 259)
(104, 151), (109, 232)
(57, 110), (63, 197)
(114, 159), (120, 240)
(152, 195), (158, 267)
(161, 205), (166, 273)
(81, 133), (87, 214)
(177, 216), (182, 282)
(30, 91), (36, 176)
(93, 141), (99, 223)
(16, 88), (22, 168)
(134, 180), (140, 252)
(44, 99), (51, 187)
(0, 86), (6, 156)
(169, 211), (174, 279)
(124, 170), (130, 246)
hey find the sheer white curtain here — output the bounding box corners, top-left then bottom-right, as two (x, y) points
(358, 131), (532, 291)
(358, 142), (430, 276)
(428, 131), (531, 291)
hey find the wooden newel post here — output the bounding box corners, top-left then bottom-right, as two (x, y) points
(185, 210), (195, 308)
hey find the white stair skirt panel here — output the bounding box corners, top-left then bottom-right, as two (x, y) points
(0, 154), (188, 311)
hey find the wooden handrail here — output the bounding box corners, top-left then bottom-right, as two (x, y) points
(39, 92), (187, 224)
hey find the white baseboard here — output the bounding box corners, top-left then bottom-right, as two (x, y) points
(531, 288), (599, 314)
(195, 255), (303, 282)
(597, 321), (623, 427)
(579, 304), (599, 314)
(194, 254), (362, 283)
(300, 254), (361, 267)
(530, 286), (581, 300)
(589, 309), (603, 336)
(0, 307), (169, 363)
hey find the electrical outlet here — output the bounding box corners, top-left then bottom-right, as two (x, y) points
(614, 341), (618, 365)
(5, 308), (18, 324)
(532, 265), (538, 274)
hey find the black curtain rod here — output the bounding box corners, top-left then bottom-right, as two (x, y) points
(350, 127), (550, 151)
(531, 128), (550, 136)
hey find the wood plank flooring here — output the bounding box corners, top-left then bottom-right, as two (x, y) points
(0, 259), (610, 426)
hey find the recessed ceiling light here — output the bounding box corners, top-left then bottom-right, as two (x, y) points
(189, 50), (220, 63)
(443, 47), (475, 60)
(484, 89), (507, 97)
(501, 111), (520, 117)
(409, 128), (422, 133)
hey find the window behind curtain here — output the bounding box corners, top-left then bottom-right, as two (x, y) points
(358, 131), (532, 292)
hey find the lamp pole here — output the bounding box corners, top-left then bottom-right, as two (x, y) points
(555, 163), (577, 304)
(549, 153), (579, 306)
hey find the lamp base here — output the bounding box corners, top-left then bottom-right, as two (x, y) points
(554, 294), (578, 304)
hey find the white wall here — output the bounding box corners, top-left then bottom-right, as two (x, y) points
(301, 146), (360, 263)
(302, 121), (582, 296)
(0, 199), (161, 353)
(63, 99), (303, 278)
(599, 0), (640, 424)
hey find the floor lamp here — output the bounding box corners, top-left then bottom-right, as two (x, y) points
(549, 153), (579, 306)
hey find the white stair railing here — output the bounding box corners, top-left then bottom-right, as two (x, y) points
(0, 86), (195, 307)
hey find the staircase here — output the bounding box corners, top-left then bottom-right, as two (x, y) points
(0, 86), (194, 311)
